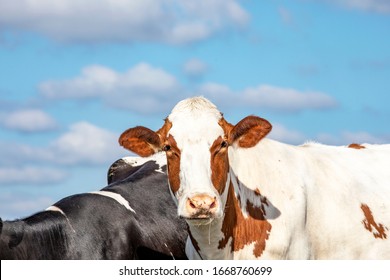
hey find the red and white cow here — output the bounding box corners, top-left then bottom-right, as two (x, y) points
(119, 96), (390, 259)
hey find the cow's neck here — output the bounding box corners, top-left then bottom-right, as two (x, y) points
(186, 217), (226, 259)
(0, 221), (28, 259)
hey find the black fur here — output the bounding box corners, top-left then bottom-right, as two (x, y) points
(0, 159), (187, 259)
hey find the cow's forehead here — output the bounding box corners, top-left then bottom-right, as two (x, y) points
(168, 115), (224, 146)
(167, 97), (224, 147)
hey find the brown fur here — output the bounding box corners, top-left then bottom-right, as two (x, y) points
(361, 203), (388, 239)
(156, 119), (172, 142)
(219, 117), (234, 136)
(227, 116), (272, 148)
(210, 136), (230, 195)
(348, 143), (366, 149)
(218, 183), (272, 258)
(165, 135), (181, 194)
(119, 126), (161, 157)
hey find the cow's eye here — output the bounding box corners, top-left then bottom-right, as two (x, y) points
(221, 141), (228, 148)
(163, 144), (171, 152)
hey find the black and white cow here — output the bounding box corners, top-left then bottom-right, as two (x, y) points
(0, 154), (188, 259)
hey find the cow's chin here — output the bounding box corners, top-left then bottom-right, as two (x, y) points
(185, 216), (215, 226)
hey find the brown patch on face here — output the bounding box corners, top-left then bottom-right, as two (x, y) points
(361, 203), (388, 239)
(153, 119), (182, 195)
(348, 143), (366, 149)
(218, 183), (272, 258)
(210, 136), (230, 195)
(165, 135), (181, 194)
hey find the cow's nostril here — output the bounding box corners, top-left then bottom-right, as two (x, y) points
(189, 201), (196, 209)
(210, 201), (216, 209)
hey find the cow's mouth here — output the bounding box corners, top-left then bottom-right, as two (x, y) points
(184, 215), (215, 226)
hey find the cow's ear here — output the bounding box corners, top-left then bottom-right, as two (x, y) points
(119, 126), (162, 157)
(228, 116), (272, 148)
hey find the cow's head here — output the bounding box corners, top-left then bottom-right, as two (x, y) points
(119, 97), (271, 223)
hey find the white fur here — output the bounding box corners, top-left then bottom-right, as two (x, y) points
(165, 97), (390, 260)
(46, 205), (76, 233)
(122, 152), (166, 173)
(168, 97), (225, 218)
(226, 138), (390, 259)
(89, 191), (136, 213)
(46, 205), (66, 215)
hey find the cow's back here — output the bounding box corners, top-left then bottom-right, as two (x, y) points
(302, 142), (390, 259)
(228, 139), (390, 259)
(0, 158), (187, 260)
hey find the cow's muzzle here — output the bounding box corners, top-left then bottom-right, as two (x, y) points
(185, 194), (218, 219)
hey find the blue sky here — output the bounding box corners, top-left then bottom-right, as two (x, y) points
(0, 0), (389, 219)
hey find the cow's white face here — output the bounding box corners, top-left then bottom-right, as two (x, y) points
(119, 97), (272, 224)
(161, 99), (229, 222)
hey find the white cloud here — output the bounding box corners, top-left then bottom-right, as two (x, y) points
(39, 64), (178, 98)
(0, 166), (67, 185)
(0, 193), (54, 219)
(278, 6), (295, 25)
(183, 58), (209, 78)
(0, 141), (49, 166)
(241, 85), (337, 112)
(320, 0), (390, 13)
(199, 82), (338, 112)
(0, 121), (125, 167)
(316, 131), (390, 145)
(0, 0), (249, 44)
(269, 123), (307, 144)
(1, 109), (57, 132)
(49, 121), (124, 165)
(345, 0), (390, 13)
(252, 124), (389, 146)
(39, 63), (182, 114)
(340, 131), (390, 144)
(39, 64), (337, 114)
